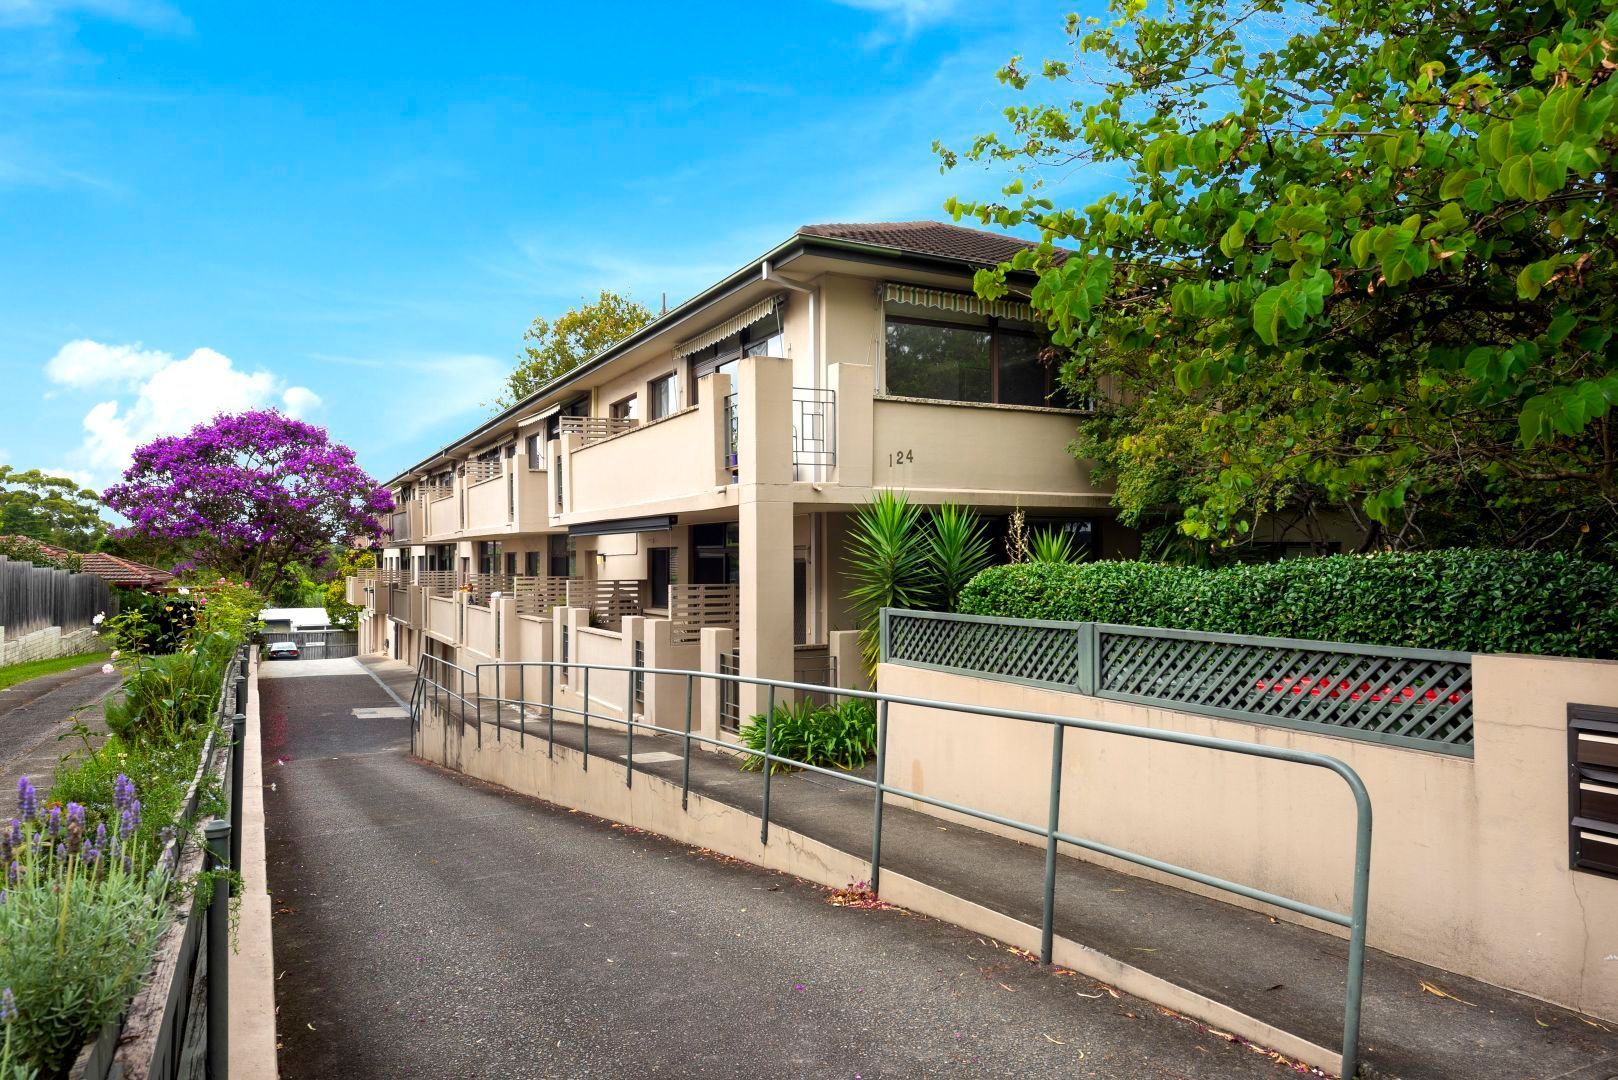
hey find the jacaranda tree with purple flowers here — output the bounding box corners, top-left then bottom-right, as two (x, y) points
(103, 410), (391, 596)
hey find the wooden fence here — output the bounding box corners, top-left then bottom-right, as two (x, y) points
(0, 555), (115, 638)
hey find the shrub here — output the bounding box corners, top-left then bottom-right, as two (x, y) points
(0, 818), (167, 1078)
(956, 550), (1618, 658)
(104, 632), (236, 744)
(738, 698), (878, 773)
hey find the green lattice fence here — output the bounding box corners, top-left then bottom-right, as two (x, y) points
(881, 609), (1474, 755)
(882, 609), (1092, 691)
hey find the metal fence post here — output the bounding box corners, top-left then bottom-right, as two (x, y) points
(1041, 724), (1065, 965)
(870, 699), (889, 892)
(1342, 788), (1374, 1079)
(625, 666), (635, 789)
(760, 684), (776, 844)
(204, 818), (231, 1080)
(518, 664), (526, 748)
(229, 710), (245, 872)
(547, 664), (556, 759)
(682, 674), (694, 811)
(581, 667), (590, 769)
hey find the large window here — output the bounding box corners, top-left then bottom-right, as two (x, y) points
(884, 316), (1063, 408)
(610, 395), (638, 422)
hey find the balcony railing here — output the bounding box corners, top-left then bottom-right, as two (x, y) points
(724, 393), (739, 473)
(669, 583), (740, 646)
(464, 573), (512, 606)
(559, 415), (637, 447)
(513, 575), (568, 618)
(792, 387), (836, 472)
(465, 459), (502, 485)
(419, 570), (457, 597)
(566, 577), (641, 632)
(426, 482), (454, 503)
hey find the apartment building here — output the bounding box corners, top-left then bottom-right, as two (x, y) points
(349, 220), (1134, 732)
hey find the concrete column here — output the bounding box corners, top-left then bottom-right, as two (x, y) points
(494, 595), (519, 698)
(699, 372), (732, 486)
(829, 629), (867, 691)
(736, 354), (796, 722)
(699, 626), (735, 744)
(828, 362), (874, 491)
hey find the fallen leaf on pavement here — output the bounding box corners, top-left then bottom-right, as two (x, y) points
(1419, 980), (1476, 1006)
(1042, 1033), (1066, 1044)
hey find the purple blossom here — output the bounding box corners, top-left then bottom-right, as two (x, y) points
(0, 987), (15, 1023)
(46, 806), (60, 837)
(7, 819), (19, 846)
(83, 846), (100, 866)
(94, 822), (107, 849)
(67, 802), (85, 831)
(114, 774), (135, 814)
(119, 800), (141, 840)
(54, 843), (66, 861)
(5, 861), (17, 885)
(16, 777), (36, 821)
(101, 409), (393, 591)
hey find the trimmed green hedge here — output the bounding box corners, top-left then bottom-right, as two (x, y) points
(955, 551), (1618, 658)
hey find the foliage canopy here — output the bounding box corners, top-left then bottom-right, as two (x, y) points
(941, 0), (1618, 549)
(500, 289), (654, 408)
(0, 466), (105, 552)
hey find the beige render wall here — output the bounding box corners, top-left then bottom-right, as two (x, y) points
(877, 654), (1618, 1021)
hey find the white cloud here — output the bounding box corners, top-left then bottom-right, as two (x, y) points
(0, 0), (189, 32)
(43, 339), (321, 479)
(280, 385), (322, 417)
(45, 338), (169, 388)
(830, 0), (958, 30)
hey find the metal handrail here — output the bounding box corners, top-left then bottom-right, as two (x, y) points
(410, 654), (1374, 1077)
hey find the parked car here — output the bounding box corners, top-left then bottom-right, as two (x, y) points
(266, 642), (300, 660)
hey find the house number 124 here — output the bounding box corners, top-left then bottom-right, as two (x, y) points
(888, 449), (914, 467)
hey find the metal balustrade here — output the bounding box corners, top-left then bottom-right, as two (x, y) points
(407, 653), (1376, 1079)
(417, 570), (458, 597)
(464, 572), (512, 606)
(791, 387), (836, 470)
(883, 609), (1475, 755)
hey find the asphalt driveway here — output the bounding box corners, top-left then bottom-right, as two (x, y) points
(261, 664), (1295, 1079)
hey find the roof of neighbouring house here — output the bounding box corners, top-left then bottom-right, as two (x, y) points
(258, 606), (331, 630)
(0, 537), (175, 588)
(796, 220), (1066, 267)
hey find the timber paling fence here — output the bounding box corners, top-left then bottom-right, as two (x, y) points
(0, 554), (115, 638)
(881, 609), (1476, 756)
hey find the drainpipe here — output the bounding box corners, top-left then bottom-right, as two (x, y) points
(760, 260), (819, 385)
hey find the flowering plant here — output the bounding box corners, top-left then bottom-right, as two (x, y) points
(103, 410), (392, 598)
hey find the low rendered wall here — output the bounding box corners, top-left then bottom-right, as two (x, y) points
(0, 624), (101, 667)
(876, 653), (1618, 1022)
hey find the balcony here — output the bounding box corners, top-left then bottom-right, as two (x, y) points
(559, 414), (636, 446)
(870, 395), (1089, 500)
(387, 499), (424, 545)
(722, 382), (836, 482)
(563, 376), (730, 518)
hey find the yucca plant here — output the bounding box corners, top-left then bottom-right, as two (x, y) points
(1029, 527), (1083, 565)
(845, 490), (929, 676)
(925, 503), (992, 612)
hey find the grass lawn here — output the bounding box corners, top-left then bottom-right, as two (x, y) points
(0, 650), (113, 692)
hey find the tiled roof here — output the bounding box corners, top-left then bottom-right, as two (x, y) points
(0, 537), (174, 587)
(79, 553), (175, 588)
(796, 220), (1065, 267)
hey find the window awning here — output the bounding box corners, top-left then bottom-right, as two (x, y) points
(883, 282), (1036, 323)
(569, 515), (677, 538)
(673, 297), (782, 359)
(517, 404), (561, 430)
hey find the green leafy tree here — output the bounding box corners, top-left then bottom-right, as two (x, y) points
(941, 0), (1618, 549)
(323, 549), (375, 630)
(0, 467), (105, 551)
(500, 290), (654, 408)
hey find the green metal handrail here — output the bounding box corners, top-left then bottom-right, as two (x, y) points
(411, 653), (1374, 1078)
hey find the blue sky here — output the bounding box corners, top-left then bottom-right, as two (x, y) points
(0, 0), (1102, 491)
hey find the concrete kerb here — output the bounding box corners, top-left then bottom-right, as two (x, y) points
(415, 704), (1343, 1077)
(228, 647), (278, 1080)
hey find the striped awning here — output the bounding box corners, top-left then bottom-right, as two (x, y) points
(883, 282), (1035, 323)
(673, 297), (781, 359)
